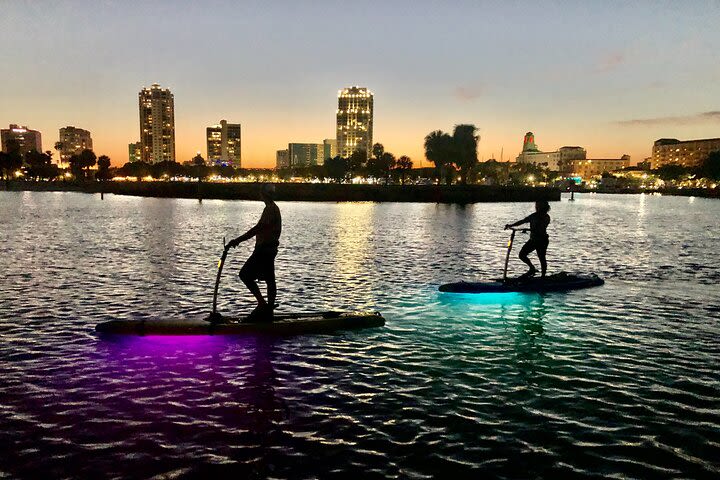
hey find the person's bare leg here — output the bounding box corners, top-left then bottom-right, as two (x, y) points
(518, 243), (537, 275)
(537, 249), (547, 277)
(267, 276), (277, 309)
(240, 271), (267, 308)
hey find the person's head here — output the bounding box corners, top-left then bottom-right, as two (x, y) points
(260, 183), (276, 202)
(536, 199), (550, 214)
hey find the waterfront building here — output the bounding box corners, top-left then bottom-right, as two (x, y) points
(288, 143), (325, 167)
(276, 149), (290, 169)
(515, 132), (586, 171)
(1, 124), (42, 155)
(138, 83), (175, 163)
(336, 86), (373, 160)
(128, 142), (142, 163)
(567, 155), (631, 179)
(323, 138), (337, 161)
(651, 137), (720, 169)
(206, 120), (242, 166)
(58, 126), (92, 168)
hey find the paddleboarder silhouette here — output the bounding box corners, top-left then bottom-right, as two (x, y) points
(227, 184), (282, 321)
(505, 200), (551, 279)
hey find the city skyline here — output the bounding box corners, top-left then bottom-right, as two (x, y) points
(2, 1), (720, 167)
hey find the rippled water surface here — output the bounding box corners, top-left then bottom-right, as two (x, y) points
(1, 191), (719, 479)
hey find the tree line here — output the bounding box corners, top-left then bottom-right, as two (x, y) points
(0, 138), (112, 181)
(4, 126), (720, 185)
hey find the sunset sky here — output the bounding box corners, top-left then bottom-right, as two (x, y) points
(2, 0), (719, 167)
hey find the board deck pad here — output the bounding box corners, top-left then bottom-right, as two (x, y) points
(439, 272), (604, 293)
(96, 311), (384, 335)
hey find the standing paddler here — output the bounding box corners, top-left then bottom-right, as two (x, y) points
(505, 200), (551, 279)
(227, 184), (282, 322)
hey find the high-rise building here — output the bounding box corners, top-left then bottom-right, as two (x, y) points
(1, 124), (42, 155)
(138, 83), (175, 163)
(206, 120), (241, 166)
(516, 132), (586, 171)
(323, 138), (337, 161)
(276, 149), (290, 169)
(58, 126), (92, 167)
(651, 137), (720, 169)
(128, 142), (142, 163)
(336, 86), (373, 160)
(288, 143), (325, 167)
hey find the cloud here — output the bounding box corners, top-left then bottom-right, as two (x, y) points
(595, 52), (625, 73)
(453, 85), (483, 102)
(616, 111), (720, 127)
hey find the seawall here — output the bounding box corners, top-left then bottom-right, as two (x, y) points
(2, 181), (561, 203)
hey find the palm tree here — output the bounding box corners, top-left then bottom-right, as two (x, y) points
(372, 143), (384, 161)
(97, 155), (111, 181)
(54, 141), (65, 168)
(424, 130), (455, 185)
(78, 149), (97, 178)
(394, 155), (413, 185)
(453, 124), (479, 184)
(380, 152), (396, 183)
(348, 149), (367, 175)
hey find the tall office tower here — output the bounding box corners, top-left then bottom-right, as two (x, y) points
(58, 126), (93, 167)
(206, 120), (242, 166)
(336, 86), (373, 160)
(1, 124), (42, 155)
(138, 83), (175, 163)
(323, 138), (337, 161)
(276, 149), (290, 169)
(287, 143), (325, 167)
(128, 142), (142, 163)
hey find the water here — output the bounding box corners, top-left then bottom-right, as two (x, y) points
(1, 191), (719, 479)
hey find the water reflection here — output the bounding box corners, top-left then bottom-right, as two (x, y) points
(330, 203), (375, 305)
(508, 295), (548, 380)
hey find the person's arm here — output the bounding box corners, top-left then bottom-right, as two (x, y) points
(227, 224), (259, 248)
(227, 209), (267, 248)
(505, 215), (532, 230)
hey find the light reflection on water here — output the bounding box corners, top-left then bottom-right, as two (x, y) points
(1, 191), (719, 478)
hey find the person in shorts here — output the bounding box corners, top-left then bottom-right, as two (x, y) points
(227, 184), (282, 321)
(505, 200), (551, 278)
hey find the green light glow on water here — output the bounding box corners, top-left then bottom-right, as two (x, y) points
(438, 291), (537, 306)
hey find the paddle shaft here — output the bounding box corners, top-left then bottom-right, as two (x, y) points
(502, 230), (516, 284)
(502, 227), (528, 283)
(212, 238), (229, 315)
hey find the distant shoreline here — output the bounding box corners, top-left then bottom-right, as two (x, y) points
(572, 186), (719, 199)
(2, 181), (560, 203)
(2, 181), (717, 201)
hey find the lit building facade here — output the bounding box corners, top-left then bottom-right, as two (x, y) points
(1, 124), (42, 155)
(651, 137), (720, 169)
(128, 142), (142, 163)
(566, 155), (631, 179)
(323, 138), (337, 161)
(138, 83), (175, 163)
(516, 132), (586, 171)
(206, 120), (241, 166)
(58, 126), (92, 167)
(336, 86), (373, 160)
(276, 149), (290, 169)
(288, 143), (325, 167)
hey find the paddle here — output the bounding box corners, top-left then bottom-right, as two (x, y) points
(207, 237), (229, 322)
(502, 227), (528, 284)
